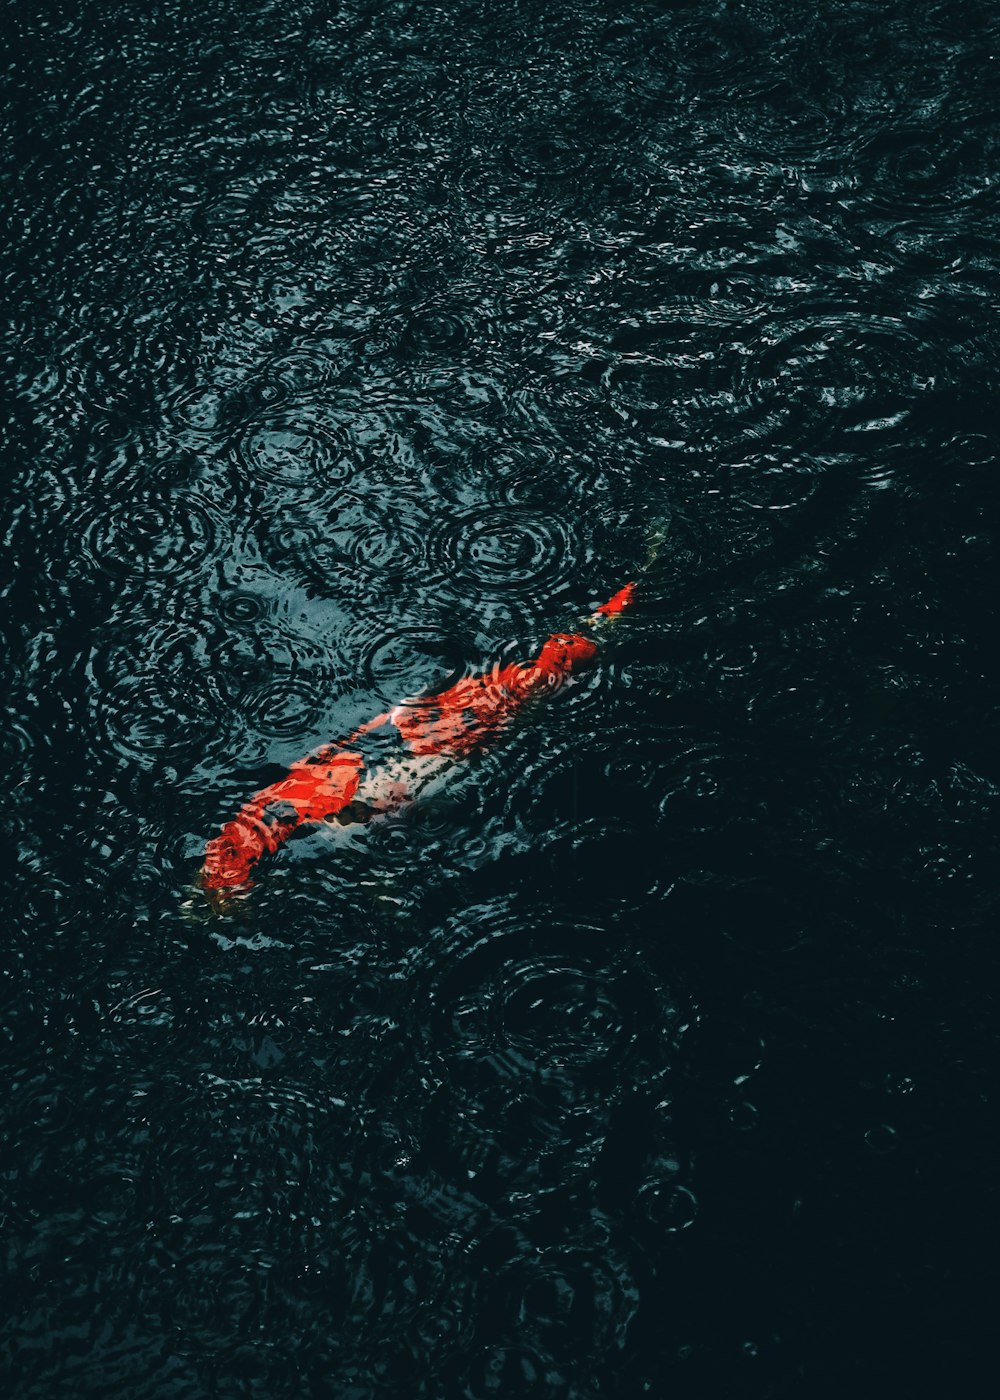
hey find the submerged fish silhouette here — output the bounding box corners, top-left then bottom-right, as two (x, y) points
(200, 582), (635, 898)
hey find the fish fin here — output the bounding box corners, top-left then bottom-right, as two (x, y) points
(643, 516), (671, 571)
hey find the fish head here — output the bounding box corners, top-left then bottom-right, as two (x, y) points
(200, 818), (263, 899)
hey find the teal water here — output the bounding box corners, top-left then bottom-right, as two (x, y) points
(3, 2), (999, 1395)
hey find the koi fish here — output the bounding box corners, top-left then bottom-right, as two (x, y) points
(200, 581), (636, 899)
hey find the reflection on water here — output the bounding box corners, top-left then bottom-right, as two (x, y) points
(4, 0), (999, 1395)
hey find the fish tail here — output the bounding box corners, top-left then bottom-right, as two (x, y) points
(587, 517), (669, 627)
(643, 516), (671, 572)
(589, 580), (637, 622)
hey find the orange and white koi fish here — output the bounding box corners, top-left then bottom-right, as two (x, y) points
(200, 582), (636, 898)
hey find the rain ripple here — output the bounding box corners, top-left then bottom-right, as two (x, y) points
(418, 900), (680, 1114)
(209, 629), (346, 762)
(483, 1239), (639, 1368)
(236, 409), (359, 499)
(859, 125), (998, 220)
(87, 624), (235, 773)
(260, 487), (432, 595)
(80, 492), (225, 581)
(718, 311), (933, 469)
(359, 626), (468, 708)
(426, 506), (577, 609)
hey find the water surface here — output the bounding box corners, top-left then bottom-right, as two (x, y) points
(3, 1), (999, 1395)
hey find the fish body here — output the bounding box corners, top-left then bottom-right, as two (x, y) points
(201, 582), (635, 897)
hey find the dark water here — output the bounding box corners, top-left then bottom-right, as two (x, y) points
(4, 1), (999, 1394)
